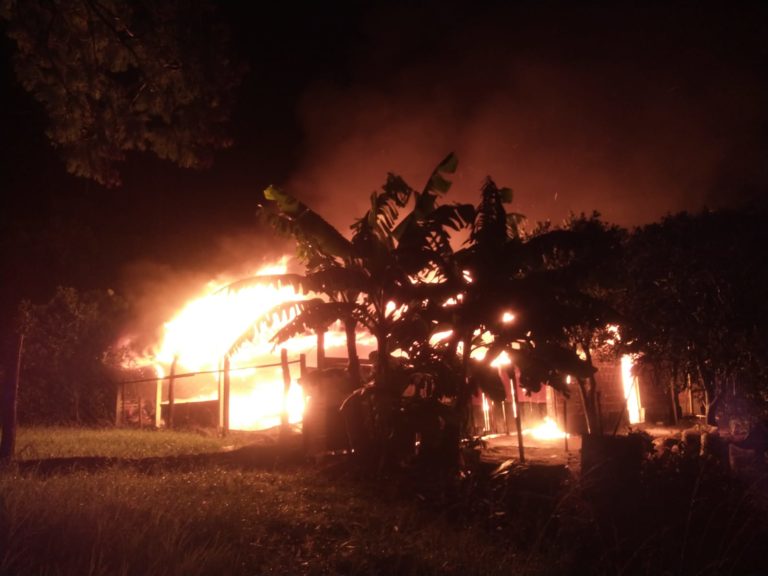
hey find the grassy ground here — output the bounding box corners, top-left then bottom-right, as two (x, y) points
(0, 427), (535, 576)
(2, 427), (767, 576)
(13, 426), (260, 460)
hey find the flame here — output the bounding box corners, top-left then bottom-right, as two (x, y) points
(145, 259), (361, 431)
(429, 329), (454, 345)
(523, 416), (569, 440)
(621, 354), (642, 424)
(490, 350), (512, 367)
(158, 261), (310, 369)
(481, 393), (491, 431)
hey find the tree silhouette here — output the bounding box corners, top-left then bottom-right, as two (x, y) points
(227, 155), (473, 465)
(14, 286), (128, 424)
(619, 208), (768, 425)
(1, 0), (245, 186)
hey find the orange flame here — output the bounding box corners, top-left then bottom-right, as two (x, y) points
(146, 259), (355, 431)
(523, 416), (569, 440)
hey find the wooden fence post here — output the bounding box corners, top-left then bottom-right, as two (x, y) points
(154, 373), (162, 428)
(280, 348), (291, 433)
(223, 355), (231, 436)
(168, 356), (177, 429)
(115, 381), (124, 427)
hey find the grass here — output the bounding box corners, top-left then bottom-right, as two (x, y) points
(13, 426), (260, 460)
(2, 427), (767, 576)
(1, 427), (531, 576)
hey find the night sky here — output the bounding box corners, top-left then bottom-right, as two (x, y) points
(2, 1), (767, 332)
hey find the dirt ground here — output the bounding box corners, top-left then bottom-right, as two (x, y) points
(481, 432), (582, 473)
(479, 418), (721, 475)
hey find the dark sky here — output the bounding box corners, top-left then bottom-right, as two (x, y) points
(2, 1), (768, 326)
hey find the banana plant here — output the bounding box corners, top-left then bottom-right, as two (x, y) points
(225, 154), (473, 392)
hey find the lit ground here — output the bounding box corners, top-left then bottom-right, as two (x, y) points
(481, 432), (582, 472)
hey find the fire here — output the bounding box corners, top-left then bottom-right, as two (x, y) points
(621, 354), (642, 424)
(147, 258), (352, 431)
(523, 416), (569, 440)
(489, 350), (512, 368)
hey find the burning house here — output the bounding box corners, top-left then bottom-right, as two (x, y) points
(120, 254), (678, 452)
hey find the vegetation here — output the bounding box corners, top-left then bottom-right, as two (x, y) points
(12, 426), (257, 460)
(248, 161), (632, 469)
(618, 207), (768, 424)
(1, 428), (529, 576)
(1, 146), (766, 573)
(2, 427), (766, 576)
(1, 0), (245, 187)
(15, 286), (128, 425)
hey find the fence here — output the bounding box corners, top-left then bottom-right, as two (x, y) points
(116, 350), (305, 434)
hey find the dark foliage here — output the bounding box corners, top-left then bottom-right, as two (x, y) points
(1, 0), (245, 186)
(16, 286), (129, 424)
(618, 207), (768, 423)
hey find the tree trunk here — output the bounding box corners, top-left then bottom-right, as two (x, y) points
(509, 367), (525, 463)
(456, 329), (474, 437)
(582, 345), (601, 433)
(699, 364), (720, 427)
(0, 335), (24, 463)
(343, 319), (360, 386)
(577, 378), (594, 435)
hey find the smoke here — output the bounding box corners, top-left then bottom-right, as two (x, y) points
(284, 2), (768, 230)
(116, 230), (297, 354)
(112, 2), (768, 352)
